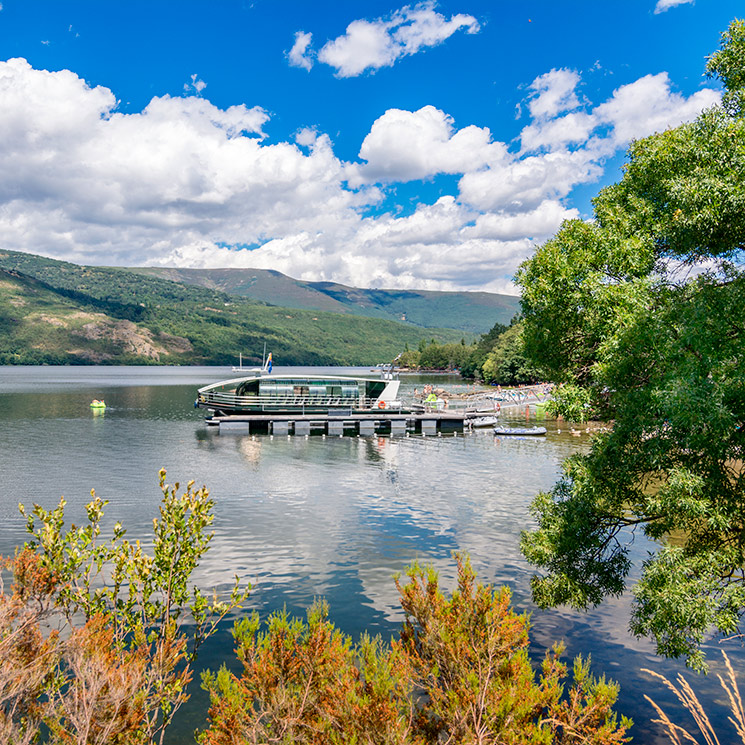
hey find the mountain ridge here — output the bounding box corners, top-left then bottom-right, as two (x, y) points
(132, 267), (520, 334)
(0, 250), (484, 365)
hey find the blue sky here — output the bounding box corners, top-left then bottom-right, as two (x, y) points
(0, 1), (739, 293)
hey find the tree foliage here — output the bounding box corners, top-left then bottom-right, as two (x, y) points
(481, 321), (542, 386)
(518, 19), (745, 670)
(200, 554), (630, 745)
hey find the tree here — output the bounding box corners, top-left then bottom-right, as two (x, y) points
(418, 341), (474, 370)
(460, 321), (509, 379)
(518, 19), (745, 671)
(0, 470), (249, 743)
(200, 554), (630, 744)
(481, 321), (542, 386)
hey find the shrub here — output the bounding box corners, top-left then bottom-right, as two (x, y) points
(200, 554), (631, 745)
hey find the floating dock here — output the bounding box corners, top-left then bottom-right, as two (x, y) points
(205, 409), (469, 435)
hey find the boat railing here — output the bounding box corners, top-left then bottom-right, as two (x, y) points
(198, 391), (401, 411)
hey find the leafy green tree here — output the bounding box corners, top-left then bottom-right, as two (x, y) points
(460, 321), (509, 379)
(417, 341), (475, 370)
(518, 19), (745, 670)
(481, 321), (542, 386)
(544, 384), (594, 423)
(398, 348), (422, 368)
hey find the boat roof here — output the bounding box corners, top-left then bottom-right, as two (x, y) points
(198, 372), (395, 394)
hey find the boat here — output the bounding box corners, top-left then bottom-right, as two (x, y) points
(90, 399), (106, 409)
(467, 414), (500, 428)
(493, 425), (547, 436)
(195, 359), (403, 416)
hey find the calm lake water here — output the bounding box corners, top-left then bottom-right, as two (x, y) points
(0, 365), (739, 743)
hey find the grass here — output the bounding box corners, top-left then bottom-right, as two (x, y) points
(643, 652), (745, 744)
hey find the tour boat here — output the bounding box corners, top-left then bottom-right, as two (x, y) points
(195, 364), (403, 416)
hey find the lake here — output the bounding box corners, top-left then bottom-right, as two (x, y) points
(0, 365), (738, 743)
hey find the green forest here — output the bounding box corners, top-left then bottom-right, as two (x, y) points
(0, 250), (466, 366)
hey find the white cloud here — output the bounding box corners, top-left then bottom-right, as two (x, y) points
(458, 149), (604, 212)
(463, 201), (579, 242)
(288, 31), (314, 71)
(0, 58), (721, 294)
(528, 68), (582, 120)
(519, 69), (720, 155)
(519, 111), (597, 152)
(349, 105), (504, 184)
(654, 0), (694, 13)
(593, 72), (720, 145)
(315, 3), (479, 78)
(0, 58), (359, 267)
(184, 73), (207, 95)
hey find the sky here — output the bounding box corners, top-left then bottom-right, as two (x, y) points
(0, 1), (740, 294)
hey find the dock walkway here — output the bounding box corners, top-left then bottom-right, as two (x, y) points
(207, 410), (466, 435)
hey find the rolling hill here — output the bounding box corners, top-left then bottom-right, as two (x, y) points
(0, 250), (474, 366)
(134, 267), (520, 334)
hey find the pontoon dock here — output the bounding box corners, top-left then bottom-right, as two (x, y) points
(205, 409), (469, 435)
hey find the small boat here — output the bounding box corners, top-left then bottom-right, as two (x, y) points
(493, 425), (546, 436)
(468, 415), (500, 428)
(90, 399), (106, 409)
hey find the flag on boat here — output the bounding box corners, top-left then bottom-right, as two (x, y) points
(266, 352), (272, 373)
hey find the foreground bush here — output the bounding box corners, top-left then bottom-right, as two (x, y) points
(200, 554), (631, 745)
(0, 470), (248, 745)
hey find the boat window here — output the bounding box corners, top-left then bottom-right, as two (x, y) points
(259, 382), (294, 397)
(366, 381), (386, 397)
(236, 380), (260, 396)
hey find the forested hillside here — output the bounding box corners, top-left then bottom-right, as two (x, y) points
(134, 267), (520, 334)
(0, 250), (466, 365)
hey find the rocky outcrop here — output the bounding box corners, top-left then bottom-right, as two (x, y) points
(75, 317), (193, 361)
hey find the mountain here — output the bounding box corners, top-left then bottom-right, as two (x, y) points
(133, 267), (520, 334)
(0, 250), (469, 365)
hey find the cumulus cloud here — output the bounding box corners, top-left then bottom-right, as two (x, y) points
(0, 57), (720, 294)
(654, 0), (694, 13)
(288, 31), (314, 71)
(593, 72), (720, 145)
(459, 150), (604, 212)
(519, 111), (597, 152)
(311, 2), (479, 77)
(0, 58), (356, 267)
(528, 68), (582, 120)
(349, 105), (504, 184)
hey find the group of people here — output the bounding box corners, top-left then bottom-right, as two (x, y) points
(414, 384), (447, 409)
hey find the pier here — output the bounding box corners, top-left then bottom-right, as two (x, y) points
(205, 409), (468, 435)
(201, 381), (552, 436)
